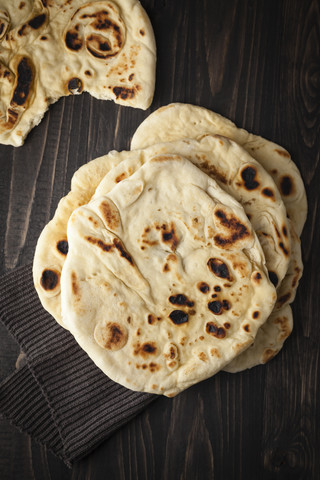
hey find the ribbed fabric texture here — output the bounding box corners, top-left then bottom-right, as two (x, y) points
(0, 264), (155, 466)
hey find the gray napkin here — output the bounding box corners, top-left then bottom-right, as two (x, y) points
(0, 264), (155, 466)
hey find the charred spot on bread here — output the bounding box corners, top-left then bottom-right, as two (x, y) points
(213, 209), (250, 248)
(169, 310), (189, 325)
(206, 322), (226, 339)
(57, 240), (68, 255)
(280, 175), (294, 196)
(241, 166), (259, 190)
(68, 77), (83, 94)
(197, 282), (210, 293)
(208, 300), (223, 315)
(40, 269), (59, 291)
(208, 258), (233, 281)
(169, 294), (194, 307)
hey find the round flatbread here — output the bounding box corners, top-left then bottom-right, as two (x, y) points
(98, 135), (291, 290)
(61, 155), (276, 396)
(92, 137), (301, 371)
(131, 103), (307, 236)
(0, 0), (156, 146)
(130, 103), (306, 371)
(33, 135), (290, 329)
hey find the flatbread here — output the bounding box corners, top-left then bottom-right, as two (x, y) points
(33, 148), (134, 325)
(130, 103), (306, 370)
(0, 0), (156, 146)
(33, 135), (291, 328)
(60, 155), (276, 396)
(33, 105), (305, 376)
(131, 103), (307, 236)
(224, 304), (293, 373)
(92, 137), (301, 371)
(99, 135), (291, 290)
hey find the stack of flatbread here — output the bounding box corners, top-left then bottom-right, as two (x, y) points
(33, 103), (307, 397)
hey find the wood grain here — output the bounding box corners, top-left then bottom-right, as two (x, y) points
(1, 0), (319, 479)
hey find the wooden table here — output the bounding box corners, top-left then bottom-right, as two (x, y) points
(1, 0), (319, 478)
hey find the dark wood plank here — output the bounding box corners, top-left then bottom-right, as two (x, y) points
(1, 0), (319, 479)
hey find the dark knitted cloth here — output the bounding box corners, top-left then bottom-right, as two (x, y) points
(0, 264), (155, 466)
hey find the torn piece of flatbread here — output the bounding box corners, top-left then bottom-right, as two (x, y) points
(60, 155), (276, 396)
(0, 0), (156, 146)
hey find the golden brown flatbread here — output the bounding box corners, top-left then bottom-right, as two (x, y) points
(60, 155), (276, 396)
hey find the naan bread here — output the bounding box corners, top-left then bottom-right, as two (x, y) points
(101, 135), (291, 290)
(0, 0), (156, 146)
(33, 148), (134, 325)
(130, 104), (306, 370)
(60, 155), (276, 396)
(33, 135), (291, 329)
(131, 103), (307, 236)
(33, 106), (305, 377)
(92, 137), (301, 371)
